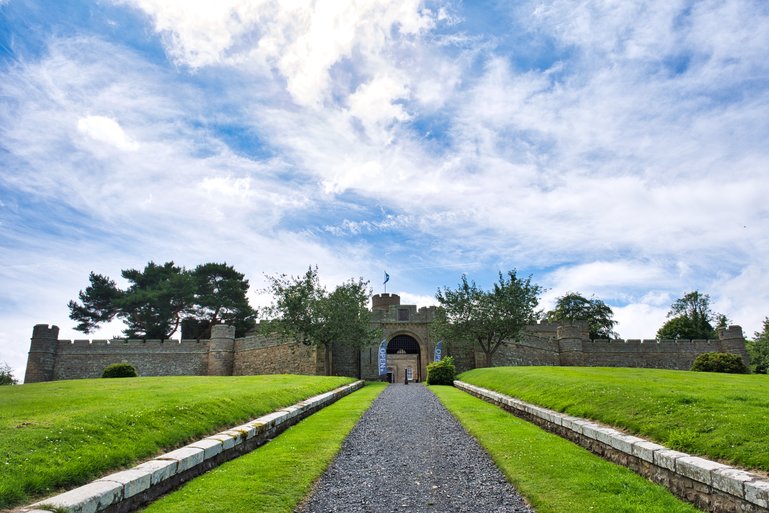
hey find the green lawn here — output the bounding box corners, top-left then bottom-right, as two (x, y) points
(433, 386), (701, 513)
(0, 375), (354, 510)
(459, 366), (769, 472)
(140, 382), (387, 513)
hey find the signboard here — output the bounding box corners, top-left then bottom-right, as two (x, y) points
(434, 340), (443, 362)
(378, 338), (387, 376)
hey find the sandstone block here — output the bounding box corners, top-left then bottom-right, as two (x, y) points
(609, 434), (645, 454)
(33, 480), (123, 513)
(157, 446), (204, 473)
(654, 449), (688, 471)
(133, 459), (177, 485)
(745, 479), (769, 507)
(631, 440), (665, 463)
(189, 438), (223, 460)
(97, 468), (153, 498)
(208, 433), (237, 450)
(712, 467), (756, 498)
(676, 456), (729, 486)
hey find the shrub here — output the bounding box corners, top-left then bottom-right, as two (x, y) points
(691, 352), (748, 374)
(102, 363), (139, 378)
(0, 362), (18, 385)
(427, 356), (456, 385)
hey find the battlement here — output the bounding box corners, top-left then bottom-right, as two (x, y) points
(372, 293), (401, 309)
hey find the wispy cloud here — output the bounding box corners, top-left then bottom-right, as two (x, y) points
(2, 0), (769, 380)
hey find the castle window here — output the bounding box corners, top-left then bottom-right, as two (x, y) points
(398, 308), (409, 321)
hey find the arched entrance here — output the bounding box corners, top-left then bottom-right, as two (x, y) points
(386, 334), (421, 383)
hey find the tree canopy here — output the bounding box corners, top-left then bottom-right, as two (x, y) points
(68, 261), (256, 339)
(261, 266), (379, 375)
(433, 270), (543, 367)
(747, 318), (769, 374)
(656, 291), (723, 340)
(545, 292), (618, 339)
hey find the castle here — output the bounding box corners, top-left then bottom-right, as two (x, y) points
(24, 293), (749, 383)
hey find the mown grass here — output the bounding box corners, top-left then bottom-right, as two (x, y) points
(459, 366), (769, 472)
(140, 382), (387, 513)
(0, 375), (354, 510)
(433, 386), (702, 513)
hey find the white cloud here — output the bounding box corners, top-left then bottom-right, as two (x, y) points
(77, 115), (140, 151)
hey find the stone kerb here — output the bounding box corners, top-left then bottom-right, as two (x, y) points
(455, 380), (769, 513)
(17, 381), (365, 513)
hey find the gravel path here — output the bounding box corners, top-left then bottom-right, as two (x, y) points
(298, 383), (535, 513)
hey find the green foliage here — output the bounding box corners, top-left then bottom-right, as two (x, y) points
(747, 318), (769, 374)
(101, 363), (139, 378)
(262, 266), (380, 375)
(141, 383), (386, 513)
(434, 386), (699, 513)
(69, 261), (256, 339)
(690, 352), (748, 374)
(0, 363), (18, 386)
(656, 291), (722, 340)
(0, 375), (354, 509)
(545, 292), (618, 339)
(459, 366), (769, 472)
(433, 270), (542, 367)
(426, 356), (456, 385)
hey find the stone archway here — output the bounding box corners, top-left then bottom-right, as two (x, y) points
(387, 334), (421, 382)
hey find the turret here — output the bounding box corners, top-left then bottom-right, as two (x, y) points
(25, 324), (60, 383)
(207, 324), (236, 376)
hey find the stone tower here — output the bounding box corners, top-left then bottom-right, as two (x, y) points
(207, 324), (237, 376)
(24, 324), (60, 383)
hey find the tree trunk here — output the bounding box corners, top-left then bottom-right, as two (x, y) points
(324, 343), (333, 376)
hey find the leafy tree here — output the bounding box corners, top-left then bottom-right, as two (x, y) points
(747, 318), (769, 374)
(0, 362), (18, 385)
(433, 270), (543, 368)
(656, 291), (722, 340)
(545, 292), (618, 339)
(189, 263), (257, 337)
(262, 266), (379, 375)
(69, 261), (256, 339)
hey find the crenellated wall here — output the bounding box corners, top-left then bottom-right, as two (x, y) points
(24, 317), (750, 382)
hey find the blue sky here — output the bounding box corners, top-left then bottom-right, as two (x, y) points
(2, 0), (769, 380)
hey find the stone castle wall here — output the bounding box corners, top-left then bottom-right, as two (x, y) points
(25, 317), (750, 382)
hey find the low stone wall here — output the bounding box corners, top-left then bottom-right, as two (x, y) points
(455, 381), (769, 513)
(16, 381), (365, 513)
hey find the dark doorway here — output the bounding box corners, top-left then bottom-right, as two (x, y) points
(386, 335), (421, 382)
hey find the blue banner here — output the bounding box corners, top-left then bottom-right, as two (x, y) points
(434, 340), (443, 362)
(378, 338), (387, 375)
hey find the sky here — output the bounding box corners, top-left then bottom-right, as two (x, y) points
(2, 0), (769, 381)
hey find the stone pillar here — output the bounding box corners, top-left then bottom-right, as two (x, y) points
(717, 325), (749, 366)
(557, 322), (585, 366)
(25, 324), (60, 383)
(207, 324), (236, 376)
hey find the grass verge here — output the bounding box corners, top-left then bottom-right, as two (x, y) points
(0, 375), (354, 509)
(458, 367), (769, 472)
(432, 385), (702, 513)
(139, 382), (387, 513)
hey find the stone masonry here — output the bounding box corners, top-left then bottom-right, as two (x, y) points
(25, 294), (749, 382)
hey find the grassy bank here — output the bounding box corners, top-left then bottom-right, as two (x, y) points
(140, 382), (387, 513)
(459, 367), (769, 472)
(0, 375), (354, 509)
(433, 386), (701, 513)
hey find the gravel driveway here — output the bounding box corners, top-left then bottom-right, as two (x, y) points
(298, 383), (535, 513)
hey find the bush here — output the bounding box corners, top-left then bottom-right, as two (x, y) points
(102, 363), (139, 378)
(427, 356), (456, 385)
(691, 352), (748, 374)
(0, 362), (17, 385)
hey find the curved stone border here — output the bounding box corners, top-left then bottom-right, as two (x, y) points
(455, 380), (769, 513)
(16, 381), (365, 513)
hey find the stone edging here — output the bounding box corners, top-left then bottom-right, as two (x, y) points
(16, 380), (365, 513)
(454, 380), (769, 513)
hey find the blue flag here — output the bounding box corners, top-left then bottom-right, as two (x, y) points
(384, 271), (390, 284)
(434, 341), (443, 362)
